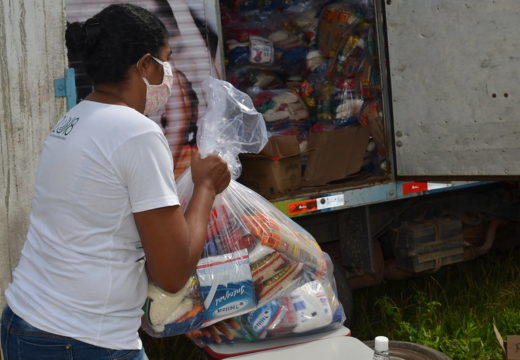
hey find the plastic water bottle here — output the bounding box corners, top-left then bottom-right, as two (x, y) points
(373, 336), (390, 360)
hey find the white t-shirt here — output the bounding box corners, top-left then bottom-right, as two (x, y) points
(5, 100), (180, 350)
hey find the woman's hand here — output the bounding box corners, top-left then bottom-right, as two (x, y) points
(190, 149), (231, 195)
(185, 319), (240, 345)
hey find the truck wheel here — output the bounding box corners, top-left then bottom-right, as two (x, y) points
(364, 340), (452, 360)
(332, 259), (354, 327)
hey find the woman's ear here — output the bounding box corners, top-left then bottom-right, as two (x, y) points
(136, 53), (153, 78)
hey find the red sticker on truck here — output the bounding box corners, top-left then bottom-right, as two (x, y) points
(402, 182), (428, 194)
(288, 199), (318, 215)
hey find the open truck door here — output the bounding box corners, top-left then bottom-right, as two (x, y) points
(383, 0), (520, 178)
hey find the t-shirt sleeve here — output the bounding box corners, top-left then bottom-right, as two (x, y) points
(111, 131), (180, 213)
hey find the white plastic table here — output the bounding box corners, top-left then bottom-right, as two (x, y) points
(204, 326), (374, 359)
(232, 336), (374, 359)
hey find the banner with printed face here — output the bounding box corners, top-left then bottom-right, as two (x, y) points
(66, 0), (221, 177)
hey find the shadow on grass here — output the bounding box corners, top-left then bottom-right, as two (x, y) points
(140, 331), (206, 360)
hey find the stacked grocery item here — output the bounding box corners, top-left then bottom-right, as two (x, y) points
(141, 78), (346, 341)
(224, 276), (344, 342)
(251, 89), (310, 141)
(221, 0), (387, 193)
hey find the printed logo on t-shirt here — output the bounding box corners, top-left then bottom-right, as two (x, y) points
(50, 115), (80, 140)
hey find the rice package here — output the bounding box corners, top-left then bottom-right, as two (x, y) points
(142, 78), (342, 337)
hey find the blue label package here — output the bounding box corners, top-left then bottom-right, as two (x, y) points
(197, 249), (257, 324)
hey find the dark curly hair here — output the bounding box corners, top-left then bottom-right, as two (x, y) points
(66, 3), (168, 84)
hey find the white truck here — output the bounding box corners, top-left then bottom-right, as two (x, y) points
(1, 0), (519, 324)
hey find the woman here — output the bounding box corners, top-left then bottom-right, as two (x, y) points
(1, 4), (233, 359)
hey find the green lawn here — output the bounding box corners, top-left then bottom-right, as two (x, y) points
(141, 248), (520, 359)
(351, 248), (520, 359)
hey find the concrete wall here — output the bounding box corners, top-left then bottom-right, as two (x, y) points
(0, 0), (67, 310)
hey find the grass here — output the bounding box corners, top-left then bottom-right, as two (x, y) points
(351, 248), (520, 359)
(141, 248), (520, 359)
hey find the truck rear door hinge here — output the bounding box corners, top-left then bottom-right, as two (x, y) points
(54, 68), (77, 110)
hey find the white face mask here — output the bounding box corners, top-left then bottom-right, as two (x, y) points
(141, 56), (174, 115)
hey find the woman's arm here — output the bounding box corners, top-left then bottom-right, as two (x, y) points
(134, 151), (230, 293)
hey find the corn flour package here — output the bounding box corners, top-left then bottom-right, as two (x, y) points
(141, 78), (345, 338)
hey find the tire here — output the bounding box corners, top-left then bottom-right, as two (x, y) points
(332, 259), (354, 327)
(364, 340), (452, 360)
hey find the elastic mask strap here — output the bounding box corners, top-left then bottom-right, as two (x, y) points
(151, 56), (167, 66)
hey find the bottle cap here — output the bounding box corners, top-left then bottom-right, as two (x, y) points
(374, 336), (389, 352)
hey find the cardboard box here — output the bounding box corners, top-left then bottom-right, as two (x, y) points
(303, 126), (370, 186)
(239, 136), (302, 197)
(494, 324), (520, 360)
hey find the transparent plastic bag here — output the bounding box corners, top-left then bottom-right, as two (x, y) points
(227, 66), (286, 93)
(196, 77), (268, 180)
(221, 3), (322, 76)
(142, 78), (337, 338)
(299, 2), (381, 131)
(222, 0), (312, 14)
(318, 3), (363, 59)
(248, 88), (310, 142)
(143, 276), (205, 335)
